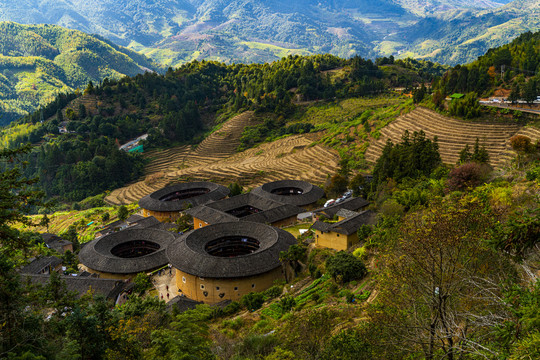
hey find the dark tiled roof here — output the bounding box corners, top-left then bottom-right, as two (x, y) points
(167, 296), (203, 312)
(314, 197), (370, 218)
(130, 216), (161, 229)
(127, 214), (145, 224)
(138, 182), (230, 212)
(336, 209), (359, 219)
(41, 233), (72, 253)
(100, 219), (125, 233)
(251, 180), (324, 207)
(20, 256), (62, 274)
(167, 222), (296, 279)
(79, 229), (176, 274)
(243, 204), (303, 224)
(311, 221), (332, 232)
(187, 205), (238, 224)
(312, 210), (375, 236)
(23, 274), (129, 300)
(187, 193), (303, 225)
(147, 222), (178, 232)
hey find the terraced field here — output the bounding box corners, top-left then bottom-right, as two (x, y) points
(503, 125), (540, 162)
(105, 111), (341, 205)
(365, 107), (525, 169)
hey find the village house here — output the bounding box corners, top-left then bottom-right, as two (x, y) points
(312, 209), (375, 251)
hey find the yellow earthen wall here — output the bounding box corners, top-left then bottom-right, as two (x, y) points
(141, 208), (181, 222)
(314, 230), (358, 251)
(174, 267), (284, 304)
(78, 264), (135, 280)
(193, 217), (209, 229)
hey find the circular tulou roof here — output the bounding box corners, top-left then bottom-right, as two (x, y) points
(79, 229), (176, 274)
(167, 222), (297, 278)
(138, 182), (230, 212)
(251, 180), (324, 207)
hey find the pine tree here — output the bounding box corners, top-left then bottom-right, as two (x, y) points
(458, 144), (472, 164)
(471, 138), (490, 164)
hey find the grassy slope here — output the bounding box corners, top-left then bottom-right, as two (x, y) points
(16, 203), (139, 244)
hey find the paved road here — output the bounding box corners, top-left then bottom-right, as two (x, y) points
(484, 103), (540, 115)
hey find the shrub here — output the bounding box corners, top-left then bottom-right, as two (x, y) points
(526, 165), (540, 181)
(447, 162), (491, 191)
(117, 205), (129, 221)
(279, 296), (296, 312)
(353, 247), (367, 259)
(378, 199), (405, 218)
(326, 251), (368, 283)
(241, 292), (265, 311)
(328, 282), (339, 294)
(237, 334), (279, 359)
(263, 285), (283, 300)
(325, 173), (349, 198)
(228, 182), (243, 196)
(357, 224), (372, 241)
(133, 273), (152, 294)
(510, 135), (533, 153)
(223, 301), (241, 316)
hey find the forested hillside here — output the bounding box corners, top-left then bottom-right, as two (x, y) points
(0, 22), (164, 125)
(433, 30), (539, 98)
(2, 53), (435, 204)
(0, 0), (536, 68)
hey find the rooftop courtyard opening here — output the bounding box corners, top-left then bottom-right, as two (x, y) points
(225, 205), (263, 218)
(205, 236), (261, 257)
(159, 188), (211, 202)
(270, 187), (304, 196)
(111, 240), (161, 258)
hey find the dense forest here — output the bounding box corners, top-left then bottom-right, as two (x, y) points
(1, 53), (441, 204)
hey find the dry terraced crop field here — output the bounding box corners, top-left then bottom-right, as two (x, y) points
(364, 107), (538, 169)
(105, 112), (341, 205)
(106, 106), (540, 206)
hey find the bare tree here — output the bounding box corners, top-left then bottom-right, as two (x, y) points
(370, 198), (516, 359)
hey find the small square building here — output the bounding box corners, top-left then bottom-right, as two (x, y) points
(312, 209), (374, 251)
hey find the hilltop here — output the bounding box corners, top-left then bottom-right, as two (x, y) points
(0, 0), (537, 67)
(0, 22), (164, 124)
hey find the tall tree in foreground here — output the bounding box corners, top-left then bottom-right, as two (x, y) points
(0, 145), (48, 358)
(0, 144), (44, 253)
(370, 197), (516, 359)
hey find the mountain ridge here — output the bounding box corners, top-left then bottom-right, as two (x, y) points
(0, 0), (537, 67)
(0, 21), (164, 124)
